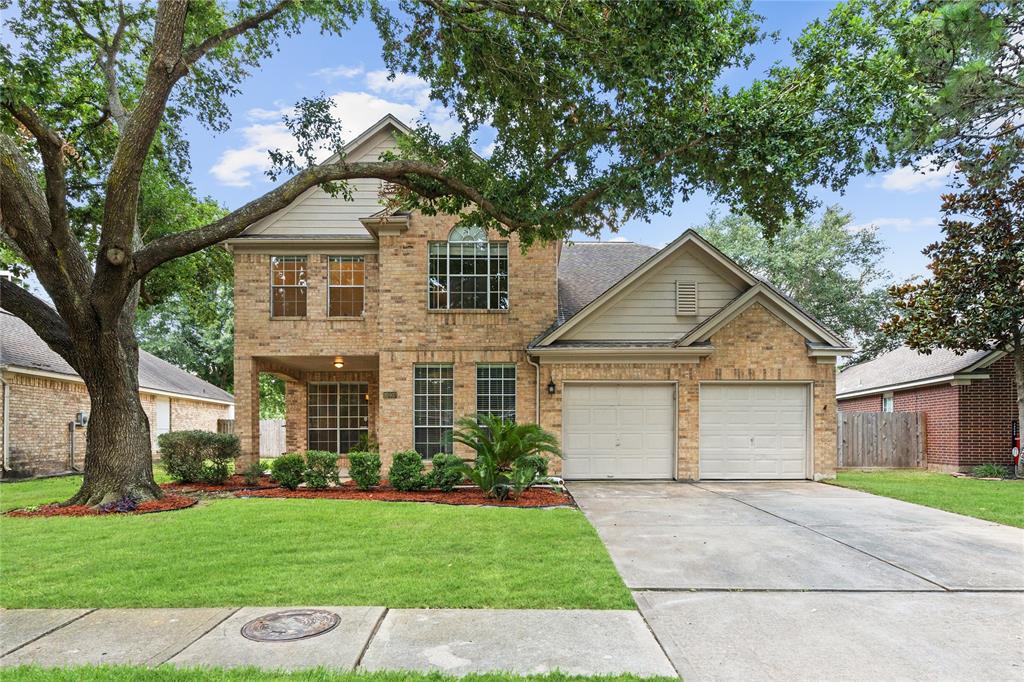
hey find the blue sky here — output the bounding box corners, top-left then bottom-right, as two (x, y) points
(186, 0), (949, 283)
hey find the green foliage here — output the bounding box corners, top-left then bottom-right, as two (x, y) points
(698, 207), (897, 363)
(241, 460), (266, 487)
(258, 375), (286, 420)
(972, 463), (1009, 479)
(453, 416), (561, 498)
(157, 431), (239, 485)
(427, 454), (465, 493)
(388, 450), (425, 492)
(303, 451), (340, 490)
(270, 453), (306, 491)
(348, 451), (382, 490)
(352, 432), (380, 453)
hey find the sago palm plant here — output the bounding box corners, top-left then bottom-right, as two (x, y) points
(452, 415), (561, 499)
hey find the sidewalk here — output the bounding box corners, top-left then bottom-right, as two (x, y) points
(0, 606), (678, 677)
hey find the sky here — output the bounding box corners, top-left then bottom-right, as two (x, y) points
(186, 1), (949, 283)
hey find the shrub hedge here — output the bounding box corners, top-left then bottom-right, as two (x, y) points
(158, 430), (239, 485)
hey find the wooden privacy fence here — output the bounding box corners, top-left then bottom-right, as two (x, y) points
(215, 418), (286, 457)
(259, 418), (287, 457)
(838, 412), (926, 468)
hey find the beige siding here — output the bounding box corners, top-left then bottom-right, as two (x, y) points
(562, 243), (747, 341)
(246, 128), (398, 237)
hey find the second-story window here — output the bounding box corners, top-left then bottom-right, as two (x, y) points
(428, 226), (508, 310)
(270, 256), (307, 317)
(328, 256), (365, 317)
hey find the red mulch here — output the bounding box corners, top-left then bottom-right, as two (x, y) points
(161, 475), (277, 493)
(236, 483), (573, 507)
(6, 495), (197, 518)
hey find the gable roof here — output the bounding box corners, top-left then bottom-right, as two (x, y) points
(837, 346), (1002, 398)
(557, 242), (660, 324)
(0, 310), (234, 404)
(538, 230), (757, 346)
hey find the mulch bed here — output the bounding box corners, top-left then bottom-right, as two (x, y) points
(236, 482), (574, 508)
(6, 495), (197, 518)
(161, 475), (277, 493)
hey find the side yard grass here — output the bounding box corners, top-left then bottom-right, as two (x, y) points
(3, 667), (673, 682)
(0, 477), (633, 610)
(830, 470), (1024, 528)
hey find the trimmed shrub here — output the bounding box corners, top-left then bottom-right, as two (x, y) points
(972, 463), (1009, 478)
(352, 432), (380, 453)
(518, 453), (549, 478)
(303, 450), (340, 489)
(158, 430), (239, 485)
(389, 450), (425, 491)
(349, 451), (382, 490)
(242, 459), (267, 486)
(271, 453), (306, 490)
(428, 453), (464, 492)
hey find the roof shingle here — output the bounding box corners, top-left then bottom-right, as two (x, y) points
(837, 345), (995, 396)
(557, 241), (659, 324)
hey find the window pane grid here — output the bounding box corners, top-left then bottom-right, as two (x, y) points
(328, 256), (365, 317)
(271, 256), (308, 317)
(476, 364), (516, 422)
(307, 382), (368, 454)
(428, 240), (508, 311)
(414, 364), (454, 458)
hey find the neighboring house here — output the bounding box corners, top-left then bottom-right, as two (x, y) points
(0, 309), (234, 478)
(837, 346), (1017, 470)
(230, 115), (850, 481)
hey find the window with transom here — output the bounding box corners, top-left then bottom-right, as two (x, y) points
(428, 226), (508, 310)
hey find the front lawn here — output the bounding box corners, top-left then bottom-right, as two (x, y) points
(3, 667), (672, 682)
(831, 470), (1024, 528)
(0, 479), (632, 610)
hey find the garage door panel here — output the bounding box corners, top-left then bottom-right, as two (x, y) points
(700, 384), (808, 480)
(563, 383), (675, 480)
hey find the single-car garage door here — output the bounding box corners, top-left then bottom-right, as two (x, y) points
(562, 383), (675, 479)
(699, 383), (809, 479)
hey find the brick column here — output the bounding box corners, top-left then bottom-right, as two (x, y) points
(234, 356), (260, 470)
(284, 378), (307, 453)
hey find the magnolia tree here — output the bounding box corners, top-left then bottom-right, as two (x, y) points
(883, 139), (1024, 460)
(2, 0), (895, 505)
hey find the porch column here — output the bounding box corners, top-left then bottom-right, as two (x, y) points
(234, 356), (260, 470)
(284, 378), (307, 453)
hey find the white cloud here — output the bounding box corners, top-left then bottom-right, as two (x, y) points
(847, 216), (939, 234)
(311, 64), (364, 81)
(879, 161), (955, 192)
(210, 84), (459, 187)
(607, 236), (630, 242)
(365, 70), (431, 107)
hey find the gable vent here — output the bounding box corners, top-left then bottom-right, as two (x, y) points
(675, 280), (698, 316)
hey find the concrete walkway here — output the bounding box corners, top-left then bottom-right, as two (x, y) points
(0, 606), (677, 677)
(573, 481), (1024, 682)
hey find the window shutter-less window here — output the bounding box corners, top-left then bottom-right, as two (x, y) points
(675, 280), (698, 316)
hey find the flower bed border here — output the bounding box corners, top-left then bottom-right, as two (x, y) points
(5, 495), (198, 518)
(233, 484), (573, 508)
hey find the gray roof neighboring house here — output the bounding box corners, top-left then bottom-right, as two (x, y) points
(836, 345), (999, 398)
(0, 310), (234, 404)
(557, 241), (660, 324)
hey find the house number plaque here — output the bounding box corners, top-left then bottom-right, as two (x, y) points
(383, 391), (398, 399)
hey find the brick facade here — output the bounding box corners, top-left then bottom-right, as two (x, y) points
(837, 355), (1017, 470)
(233, 214), (839, 479)
(0, 370), (231, 478)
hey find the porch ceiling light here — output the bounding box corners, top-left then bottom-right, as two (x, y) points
(333, 356), (344, 369)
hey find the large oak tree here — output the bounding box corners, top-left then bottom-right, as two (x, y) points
(2, 0), (887, 505)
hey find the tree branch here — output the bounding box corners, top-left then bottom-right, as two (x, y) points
(3, 102), (73, 239)
(179, 0), (295, 71)
(0, 279), (77, 367)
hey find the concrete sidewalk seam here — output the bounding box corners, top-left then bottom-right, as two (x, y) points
(635, 603), (683, 680)
(0, 608), (96, 659)
(153, 607), (241, 666)
(353, 606), (388, 670)
(693, 482), (952, 592)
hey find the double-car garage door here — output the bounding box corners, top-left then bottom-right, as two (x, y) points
(562, 382), (809, 480)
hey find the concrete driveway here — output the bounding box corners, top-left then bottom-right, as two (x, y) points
(572, 481), (1024, 681)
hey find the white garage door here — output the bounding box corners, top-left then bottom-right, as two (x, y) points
(699, 383), (809, 479)
(562, 383), (675, 479)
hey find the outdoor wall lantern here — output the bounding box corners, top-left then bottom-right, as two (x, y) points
(547, 380), (556, 395)
(333, 356), (344, 369)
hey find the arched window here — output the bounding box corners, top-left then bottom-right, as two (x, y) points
(428, 226), (509, 310)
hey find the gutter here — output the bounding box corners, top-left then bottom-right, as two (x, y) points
(525, 354), (542, 423)
(837, 372), (991, 399)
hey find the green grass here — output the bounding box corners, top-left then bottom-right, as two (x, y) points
(0, 477), (632, 610)
(0, 668), (674, 682)
(831, 470), (1024, 528)
(0, 466), (172, 511)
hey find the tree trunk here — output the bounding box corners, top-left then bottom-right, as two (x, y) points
(64, 320), (162, 507)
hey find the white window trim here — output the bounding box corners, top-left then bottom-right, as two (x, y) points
(882, 392), (895, 413)
(413, 364), (455, 458)
(476, 363), (517, 422)
(327, 255), (365, 318)
(307, 381), (369, 454)
(427, 238), (509, 311)
(270, 255), (308, 318)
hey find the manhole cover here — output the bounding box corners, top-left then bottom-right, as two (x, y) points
(240, 609), (341, 642)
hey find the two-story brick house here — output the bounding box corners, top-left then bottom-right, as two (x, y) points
(230, 115), (851, 480)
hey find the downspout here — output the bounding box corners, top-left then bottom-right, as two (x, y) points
(528, 352), (544, 421)
(1, 372), (9, 473)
